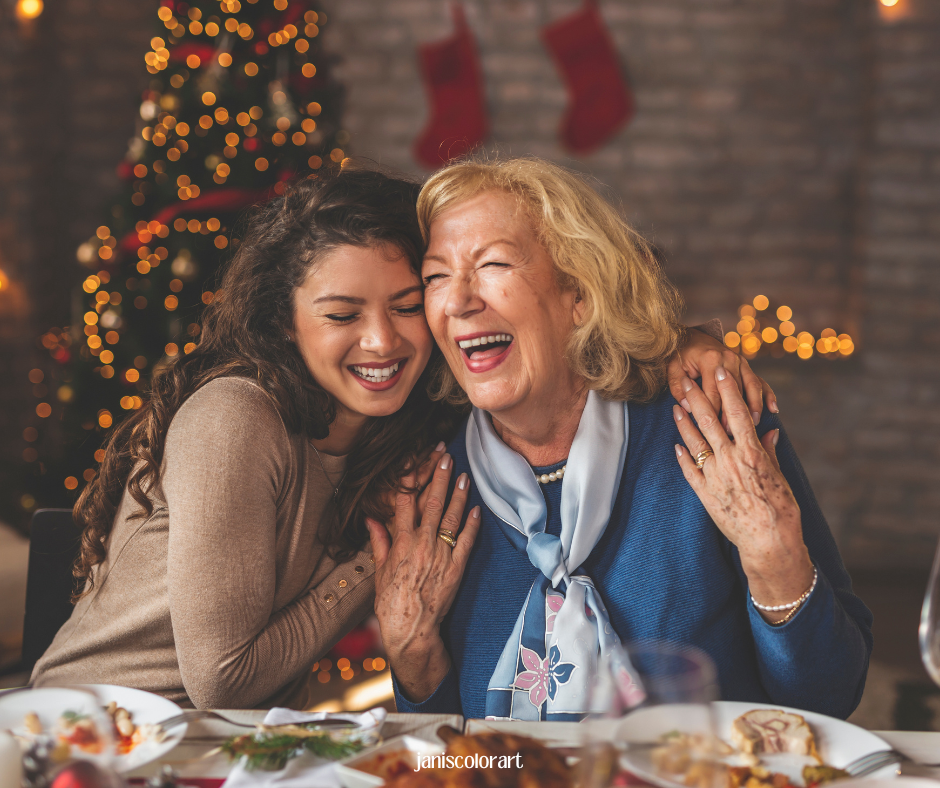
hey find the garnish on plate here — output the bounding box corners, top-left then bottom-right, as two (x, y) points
(220, 723), (365, 771)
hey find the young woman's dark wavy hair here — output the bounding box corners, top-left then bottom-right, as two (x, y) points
(72, 167), (463, 597)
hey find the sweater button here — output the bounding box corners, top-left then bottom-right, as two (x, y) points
(324, 594), (335, 603)
(354, 565), (364, 574)
(339, 579), (347, 588)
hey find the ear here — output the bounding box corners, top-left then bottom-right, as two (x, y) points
(572, 290), (586, 326)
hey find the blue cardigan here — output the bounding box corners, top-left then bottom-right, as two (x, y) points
(394, 391), (873, 720)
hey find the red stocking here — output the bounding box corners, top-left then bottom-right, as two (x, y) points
(414, 4), (488, 169)
(541, 1), (634, 155)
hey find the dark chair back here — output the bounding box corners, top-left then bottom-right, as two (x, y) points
(22, 508), (81, 675)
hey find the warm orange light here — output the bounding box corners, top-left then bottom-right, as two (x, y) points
(880, 0), (899, 6)
(724, 332), (741, 349)
(753, 295), (769, 311)
(15, 0), (43, 20)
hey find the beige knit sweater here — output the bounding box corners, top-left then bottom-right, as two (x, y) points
(31, 377), (376, 710)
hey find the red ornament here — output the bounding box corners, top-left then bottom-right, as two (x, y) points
(413, 3), (488, 169)
(243, 137), (259, 152)
(116, 161), (134, 180)
(330, 623), (379, 662)
(540, 0), (634, 155)
(50, 761), (121, 788)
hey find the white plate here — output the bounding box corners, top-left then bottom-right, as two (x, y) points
(0, 684), (187, 774)
(335, 735), (445, 788)
(85, 684), (187, 773)
(618, 701), (897, 787)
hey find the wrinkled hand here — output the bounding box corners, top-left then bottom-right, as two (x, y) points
(667, 328), (778, 430)
(366, 453), (481, 701)
(672, 368), (813, 623)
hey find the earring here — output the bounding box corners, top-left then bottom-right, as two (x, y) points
(285, 333), (292, 342)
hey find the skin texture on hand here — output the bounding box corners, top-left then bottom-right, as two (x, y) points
(367, 454), (481, 702)
(672, 367), (814, 624)
(667, 329), (779, 430)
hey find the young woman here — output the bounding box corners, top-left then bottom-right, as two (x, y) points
(32, 167), (772, 709)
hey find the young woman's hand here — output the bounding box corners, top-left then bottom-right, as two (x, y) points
(672, 368), (813, 624)
(667, 328), (779, 430)
(366, 454), (481, 702)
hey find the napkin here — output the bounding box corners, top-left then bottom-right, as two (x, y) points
(221, 707), (387, 788)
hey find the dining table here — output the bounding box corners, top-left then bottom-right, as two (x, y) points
(124, 711), (940, 785)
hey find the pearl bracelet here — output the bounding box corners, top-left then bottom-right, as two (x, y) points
(750, 565), (817, 613)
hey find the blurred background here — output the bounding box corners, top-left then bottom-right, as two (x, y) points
(0, 0), (938, 728)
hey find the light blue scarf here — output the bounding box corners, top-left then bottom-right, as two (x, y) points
(465, 390), (629, 720)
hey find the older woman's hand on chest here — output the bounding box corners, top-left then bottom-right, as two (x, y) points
(672, 367), (815, 625)
(365, 454), (482, 702)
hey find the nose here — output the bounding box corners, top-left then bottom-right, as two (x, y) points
(360, 313), (401, 356)
(444, 272), (485, 319)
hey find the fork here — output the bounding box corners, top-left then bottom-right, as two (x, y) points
(155, 710), (360, 734)
(843, 749), (940, 777)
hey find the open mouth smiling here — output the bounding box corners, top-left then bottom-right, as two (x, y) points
(455, 332), (515, 372)
(348, 359), (407, 390)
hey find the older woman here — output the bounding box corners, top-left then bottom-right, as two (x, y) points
(368, 158), (872, 722)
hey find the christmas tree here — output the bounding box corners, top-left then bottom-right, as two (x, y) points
(20, 0), (347, 514)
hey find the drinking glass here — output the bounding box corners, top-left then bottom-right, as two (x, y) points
(581, 640), (720, 788)
(919, 533), (940, 685)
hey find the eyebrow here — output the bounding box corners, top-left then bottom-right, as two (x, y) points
(423, 239), (519, 265)
(312, 284), (424, 305)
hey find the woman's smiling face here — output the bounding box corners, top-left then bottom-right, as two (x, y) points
(421, 190), (583, 417)
(293, 243), (434, 421)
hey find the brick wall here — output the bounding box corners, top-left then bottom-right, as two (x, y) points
(0, 0), (937, 568)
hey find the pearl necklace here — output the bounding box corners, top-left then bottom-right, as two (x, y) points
(536, 465), (566, 484)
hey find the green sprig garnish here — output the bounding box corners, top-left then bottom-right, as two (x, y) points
(220, 724), (365, 771)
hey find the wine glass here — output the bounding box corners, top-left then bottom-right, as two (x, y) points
(918, 533), (940, 685)
(581, 640), (720, 788)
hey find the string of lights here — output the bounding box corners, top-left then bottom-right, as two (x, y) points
(724, 295), (856, 361)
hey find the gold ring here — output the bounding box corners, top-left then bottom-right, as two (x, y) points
(694, 449), (715, 469)
(437, 530), (457, 548)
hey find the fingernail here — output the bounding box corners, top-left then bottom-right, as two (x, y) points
(773, 428), (780, 447)
(770, 400), (780, 414)
(675, 444), (683, 458)
(680, 398), (691, 413)
(673, 405), (683, 421)
(752, 411), (760, 426)
(457, 473), (468, 490)
(716, 366), (727, 382)
(470, 506), (481, 518)
(440, 454), (451, 470)
(435, 441), (446, 452)
(681, 376), (693, 393)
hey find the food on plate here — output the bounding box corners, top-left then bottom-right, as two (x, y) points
(19, 701), (165, 759)
(102, 701), (165, 755)
(730, 710), (818, 759)
(221, 723), (364, 771)
(801, 764), (850, 787)
(382, 726), (573, 788)
(56, 711), (105, 755)
(648, 710), (852, 788)
(351, 748), (419, 781)
(24, 712), (43, 735)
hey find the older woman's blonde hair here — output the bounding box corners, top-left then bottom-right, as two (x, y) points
(417, 157), (685, 404)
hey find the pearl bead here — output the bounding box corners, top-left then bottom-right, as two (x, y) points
(535, 465), (567, 484)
